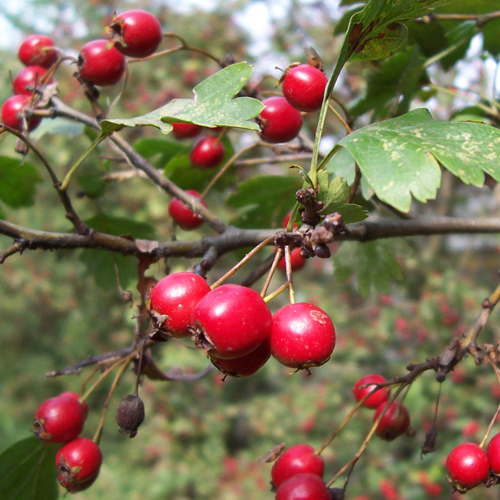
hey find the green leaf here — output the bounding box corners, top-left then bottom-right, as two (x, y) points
(440, 21), (477, 70)
(349, 23), (408, 61)
(336, 204), (368, 223)
(318, 176), (350, 209)
(330, 108), (500, 212)
(0, 157), (42, 208)
(101, 63), (263, 134)
(334, 240), (403, 297)
(133, 138), (189, 169)
(0, 436), (59, 500)
(227, 176), (303, 229)
(77, 173), (107, 198)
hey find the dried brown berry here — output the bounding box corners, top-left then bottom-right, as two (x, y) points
(116, 394), (145, 438)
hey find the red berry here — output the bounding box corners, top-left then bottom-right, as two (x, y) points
(209, 338), (271, 378)
(1, 95), (41, 132)
(277, 247), (306, 273)
(13, 65), (51, 95)
(172, 122), (203, 140)
(149, 272), (211, 338)
(276, 473), (331, 500)
(446, 442), (489, 491)
(189, 136), (225, 169)
(59, 392), (89, 421)
(109, 10), (163, 58)
(258, 97), (303, 144)
(374, 401), (410, 441)
(78, 39), (126, 86)
(271, 444), (325, 488)
(353, 374), (391, 409)
(56, 437), (102, 493)
(487, 432), (500, 474)
(191, 284), (272, 359)
(18, 34), (58, 68)
(33, 395), (86, 443)
(270, 303), (336, 369)
(282, 64), (328, 113)
(168, 189), (208, 230)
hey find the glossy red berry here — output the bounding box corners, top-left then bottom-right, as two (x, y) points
(374, 401), (410, 441)
(353, 374), (391, 409)
(270, 303), (336, 369)
(487, 432), (500, 474)
(189, 136), (225, 169)
(276, 473), (331, 500)
(56, 437), (103, 493)
(78, 39), (126, 86)
(209, 338), (271, 378)
(172, 122), (203, 140)
(446, 442), (489, 491)
(13, 65), (51, 95)
(18, 34), (58, 68)
(168, 190), (208, 230)
(271, 444), (325, 488)
(282, 64), (328, 113)
(192, 284), (272, 359)
(149, 272), (211, 338)
(108, 9), (163, 58)
(33, 395), (86, 443)
(59, 392), (89, 421)
(277, 247), (306, 273)
(1, 95), (41, 132)
(258, 97), (303, 144)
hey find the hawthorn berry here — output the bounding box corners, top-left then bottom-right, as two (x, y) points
(172, 122), (203, 140)
(446, 442), (489, 491)
(374, 401), (410, 441)
(271, 444), (325, 488)
(56, 437), (103, 493)
(13, 65), (51, 95)
(168, 190), (208, 230)
(277, 247), (306, 273)
(149, 272), (211, 338)
(270, 302), (336, 369)
(78, 39), (126, 87)
(116, 394), (145, 438)
(18, 34), (58, 68)
(108, 9), (163, 58)
(487, 432), (500, 474)
(282, 64), (328, 112)
(191, 284), (272, 359)
(1, 95), (41, 131)
(353, 374), (391, 409)
(59, 392), (89, 420)
(275, 473), (331, 500)
(258, 96), (303, 144)
(189, 136), (226, 169)
(33, 395), (86, 443)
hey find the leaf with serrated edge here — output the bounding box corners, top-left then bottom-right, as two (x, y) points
(102, 63), (263, 135)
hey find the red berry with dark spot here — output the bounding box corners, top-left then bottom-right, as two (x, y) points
(446, 442), (489, 491)
(172, 122), (203, 140)
(108, 9), (163, 58)
(271, 444), (325, 488)
(59, 392), (89, 420)
(487, 432), (500, 474)
(1, 95), (41, 131)
(353, 374), (391, 409)
(13, 65), (51, 95)
(191, 284), (272, 359)
(282, 64), (327, 112)
(189, 136), (225, 169)
(78, 39), (126, 86)
(277, 247), (306, 273)
(168, 190), (208, 230)
(56, 437), (102, 493)
(18, 34), (58, 68)
(258, 97), (303, 144)
(374, 401), (410, 441)
(149, 272), (211, 338)
(33, 395), (86, 443)
(270, 303), (336, 369)
(276, 473), (331, 500)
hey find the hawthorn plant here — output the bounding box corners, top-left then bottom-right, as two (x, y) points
(1, 0), (500, 499)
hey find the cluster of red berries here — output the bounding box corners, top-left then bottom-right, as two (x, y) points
(353, 374), (411, 441)
(149, 272), (336, 377)
(33, 392), (103, 493)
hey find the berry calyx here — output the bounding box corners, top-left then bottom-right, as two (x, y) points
(276, 473), (331, 500)
(13, 65), (51, 95)
(1, 95), (41, 132)
(33, 395), (86, 443)
(191, 284), (272, 359)
(149, 272), (211, 338)
(270, 303), (336, 369)
(18, 34), (58, 68)
(108, 9), (163, 58)
(281, 64), (328, 113)
(189, 136), (226, 169)
(277, 247), (307, 273)
(59, 392), (89, 420)
(271, 444), (325, 488)
(374, 401), (410, 441)
(78, 39), (126, 87)
(487, 432), (500, 474)
(172, 122), (203, 140)
(56, 437), (103, 493)
(353, 374), (391, 409)
(446, 442), (489, 491)
(168, 190), (208, 230)
(258, 96), (303, 144)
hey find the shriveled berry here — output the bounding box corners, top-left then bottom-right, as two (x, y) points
(446, 442), (489, 491)
(116, 394), (145, 438)
(168, 190), (208, 230)
(353, 374), (391, 409)
(13, 65), (51, 95)
(1, 95), (41, 132)
(258, 97), (303, 144)
(276, 473), (331, 500)
(18, 34), (58, 68)
(172, 122), (203, 140)
(189, 136), (225, 169)
(374, 401), (410, 441)
(282, 64), (327, 112)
